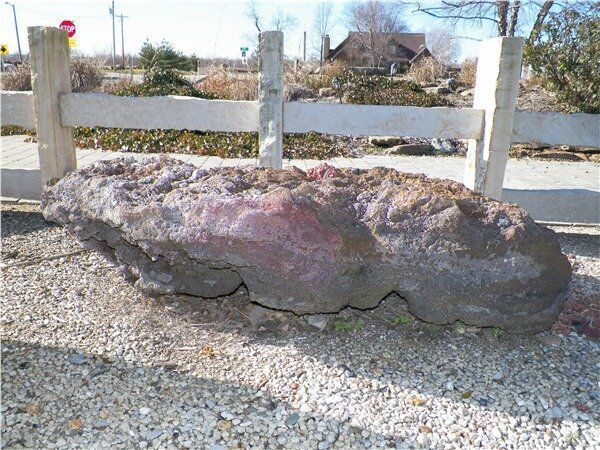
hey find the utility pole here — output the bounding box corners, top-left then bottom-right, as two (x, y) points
(119, 14), (128, 69)
(5, 2), (22, 62)
(303, 31), (306, 62)
(109, 0), (116, 69)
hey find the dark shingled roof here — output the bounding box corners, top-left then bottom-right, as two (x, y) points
(328, 32), (427, 61)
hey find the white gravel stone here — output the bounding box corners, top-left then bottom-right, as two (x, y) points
(1, 203), (599, 449)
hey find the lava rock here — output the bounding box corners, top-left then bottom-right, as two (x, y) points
(431, 138), (457, 154)
(533, 151), (588, 161)
(42, 157), (572, 333)
(424, 86), (451, 95)
(318, 87), (335, 97)
(387, 144), (435, 156)
(368, 136), (405, 148)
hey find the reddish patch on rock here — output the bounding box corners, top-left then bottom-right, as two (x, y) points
(552, 291), (600, 340)
(574, 401), (591, 413)
(306, 163), (340, 181)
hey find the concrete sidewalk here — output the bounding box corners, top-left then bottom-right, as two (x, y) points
(2, 135), (599, 223)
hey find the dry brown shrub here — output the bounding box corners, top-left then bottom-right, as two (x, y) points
(303, 60), (347, 91)
(196, 66), (258, 100)
(101, 78), (134, 94)
(1, 57), (104, 92)
(1, 63), (31, 91)
(459, 58), (478, 87)
(70, 57), (104, 92)
(407, 57), (447, 84)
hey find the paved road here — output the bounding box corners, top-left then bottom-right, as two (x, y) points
(2, 135), (599, 223)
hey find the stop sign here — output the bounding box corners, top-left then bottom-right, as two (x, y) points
(59, 20), (76, 38)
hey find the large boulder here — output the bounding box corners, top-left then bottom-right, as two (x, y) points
(42, 157), (572, 333)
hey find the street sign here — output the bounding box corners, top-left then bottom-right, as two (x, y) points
(240, 46), (249, 62)
(0, 44), (8, 55)
(68, 38), (77, 48)
(59, 20), (76, 38)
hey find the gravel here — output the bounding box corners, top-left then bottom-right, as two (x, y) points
(1, 203), (599, 449)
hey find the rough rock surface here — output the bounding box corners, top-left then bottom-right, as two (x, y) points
(42, 157), (572, 333)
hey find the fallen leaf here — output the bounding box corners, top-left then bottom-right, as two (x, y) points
(217, 420), (232, 431)
(574, 401), (590, 412)
(461, 390), (472, 399)
(68, 418), (83, 430)
(201, 346), (216, 358)
(410, 397), (427, 406)
(419, 425), (432, 434)
(25, 402), (40, 415)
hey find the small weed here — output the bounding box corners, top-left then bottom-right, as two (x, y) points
(200, 346), (216, 358)
(410, 396), (427, 406)
(332, 320), (360, 332)
(492, 328), (504, 339)
(452, 321), (466, 333)
(460, 390), (472, 399)
(394, 315), (413, 325)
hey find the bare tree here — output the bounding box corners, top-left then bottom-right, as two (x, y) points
(271, 8), (299, 31)
(427, 26), (460, 64)
(344, 1), (409, 67)
(246, 1), (263, 32)
(527, 1), (553, 43)
(244, 2), (298, 53)
(313, 2), (334, 63)
(246, 1), (298, 33)
(507, 1), (521, 36)
(412, 1), (557, 40)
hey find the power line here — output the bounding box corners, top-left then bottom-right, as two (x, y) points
(11, 5), (104, 19)
(212, 2), (227, 58)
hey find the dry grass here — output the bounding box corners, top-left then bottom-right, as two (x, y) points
(196, 63), (327, 101)
(1, 58), (104, 93)
(0, 64), (31, 91)
(196, 66), (258, 100)
(459, 58), (478, 87)
(407, 57), (447, 84)
(69, 57), (105, 93)
(302, 61), (347, 91)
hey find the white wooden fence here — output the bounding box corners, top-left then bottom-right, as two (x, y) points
(1, 26), (599, 200)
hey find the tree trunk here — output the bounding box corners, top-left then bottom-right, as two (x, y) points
(528, 1), (554, 43)
(496, 1), (509, 36)
(508, 1), (521, 36)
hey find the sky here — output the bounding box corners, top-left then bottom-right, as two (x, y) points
(0, 0), (535, 62)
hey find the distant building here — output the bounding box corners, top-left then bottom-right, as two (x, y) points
(323, 31), (431, 70)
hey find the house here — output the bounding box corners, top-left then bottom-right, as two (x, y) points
(323, 32), (431, 70)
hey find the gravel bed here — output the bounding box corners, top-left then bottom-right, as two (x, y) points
(1, 203), (599, 449)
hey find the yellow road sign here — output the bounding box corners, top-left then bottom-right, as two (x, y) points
(0, 44), (9, 55)
(68, 38), (77, 48)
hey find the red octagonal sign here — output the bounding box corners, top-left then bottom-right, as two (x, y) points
(59, 20), (76, 38)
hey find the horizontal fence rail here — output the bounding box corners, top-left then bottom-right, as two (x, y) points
(60, 93), (258, 132)
(1, 28), (599, 206)
(1, 91), (35, 130)
(283, 103), (485, 139)
(3, 90), (598, 147)
(512, 110), (600, 148)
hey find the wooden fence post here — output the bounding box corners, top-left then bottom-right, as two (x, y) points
(464, 37), (524, 199)
(258, 30), (284, 168)
(28, 26), (76, 184)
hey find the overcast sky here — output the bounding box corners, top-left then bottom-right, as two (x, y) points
(1, 1), (528, 61)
